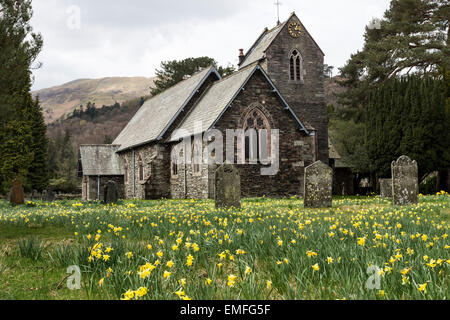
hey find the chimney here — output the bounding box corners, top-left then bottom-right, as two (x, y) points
(238, 49), (245, 65)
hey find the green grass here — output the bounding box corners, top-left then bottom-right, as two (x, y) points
(0, 194), (448, 300)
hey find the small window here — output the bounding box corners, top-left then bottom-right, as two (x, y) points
(138, 157), (144, 181)
(171, 148), (180, 177)
(192, 140), (202, 174)
(289, 50), (303, 82)
(172, 161), (178, 176)
(124, 165), (128, 183)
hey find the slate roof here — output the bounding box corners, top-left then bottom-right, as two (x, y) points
(239, 21), (287, 68)
(79, 145), (124, 176)
(113, 66), (220, 152)
(169, 63), (311, 142)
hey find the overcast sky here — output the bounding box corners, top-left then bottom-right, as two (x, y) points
(30, 0), (391, 91)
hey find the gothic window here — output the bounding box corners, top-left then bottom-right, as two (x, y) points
(289, 50), (303, 82)
(243, 108), (271, 163)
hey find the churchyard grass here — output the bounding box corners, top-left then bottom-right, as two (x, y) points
(0, 194), (448, 300)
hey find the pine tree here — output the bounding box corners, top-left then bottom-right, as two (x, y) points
(0, 0), (43, 193)
(150, 57), (235, 96)
(339, 0), (449, 113)
(26, 96), (49, 191)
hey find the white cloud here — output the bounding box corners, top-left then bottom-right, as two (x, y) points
(30, 0), (391, 90)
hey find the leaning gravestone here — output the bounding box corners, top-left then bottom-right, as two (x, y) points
(9, 179), (24, 205)
(103, 180), (118, 204)
(379, 179), (393, 198)
(215, 163), (241, 209)
(304, 161), (333, 208)
(392, 156), (419, 205)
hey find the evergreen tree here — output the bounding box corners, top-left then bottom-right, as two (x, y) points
(150, 57), (235, 96)
(366, 75), (449, 181)
(339, 0), (449, 117)
(0, 0), (43, 192)
(26, 96), (49, 191)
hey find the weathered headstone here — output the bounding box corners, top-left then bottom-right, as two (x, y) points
(392, 156), (419, 205)
(215, 163), (241, 209)
(304, 161), (333, 208)
(103, 180), (118, 204)
(9, 179), (24, 205)
(379, 179), (393, 198)
(44, 186), (55, 202)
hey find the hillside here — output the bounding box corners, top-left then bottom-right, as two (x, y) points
(32, 77), (156, 123)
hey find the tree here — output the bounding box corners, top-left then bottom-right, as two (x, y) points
(324, 64), (334, 78)
(338, 0), (449, 119)
(366, 75), (449, 181)
(0, 0), (43, 192)
(150, 57), (235, 95)
(26, 96), (49, 191)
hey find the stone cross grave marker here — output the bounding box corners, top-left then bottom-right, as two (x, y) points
(10, 179), (24, 205)
(304, 161), (333, 208)
(104, 180), (119, 204)
(379, 179), (393, 198)
(392, 155), (419, 205)
(215, 163), (241, 209)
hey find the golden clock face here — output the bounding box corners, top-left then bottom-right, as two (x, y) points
(288, 22), (302, 38)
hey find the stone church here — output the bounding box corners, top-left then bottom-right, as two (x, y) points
(78, 12), (331, 201)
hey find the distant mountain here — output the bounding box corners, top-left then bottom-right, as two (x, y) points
(32, 76), (156, 123)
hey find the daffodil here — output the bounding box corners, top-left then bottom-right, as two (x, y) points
(245, 266), (252, 275)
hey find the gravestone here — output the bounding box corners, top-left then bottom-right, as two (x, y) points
(42, 186), (55, 202)
(304, 161), (333, 208)
(392, 156), (419, 205)
(215, 163), (241, 209)
(379, 179), (392, 198)
(103, 180), (118, 204)
(9, 179), (24, 205)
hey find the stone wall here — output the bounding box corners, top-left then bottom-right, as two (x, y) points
(265, 15), (329, 164)
(212, 71), (316, 198)
(119, 143), (170, 199)
(168, 71), (315, 199)
(170, 155), (210, 199)
(85, 175), (124, 201)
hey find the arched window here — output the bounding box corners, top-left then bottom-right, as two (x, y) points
(289, 50), (303, 82)
(243, 108), (271, 163)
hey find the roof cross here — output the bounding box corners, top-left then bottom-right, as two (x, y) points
(274, 0), (282, 25)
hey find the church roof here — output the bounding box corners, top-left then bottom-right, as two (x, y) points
(239, 20), (287, 68)
(169, 63), (311, 142)
(79, 145), (124, 176)
(113, 66), (221, 152)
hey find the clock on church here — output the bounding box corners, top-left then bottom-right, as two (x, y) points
(288, 21), (302, 38)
